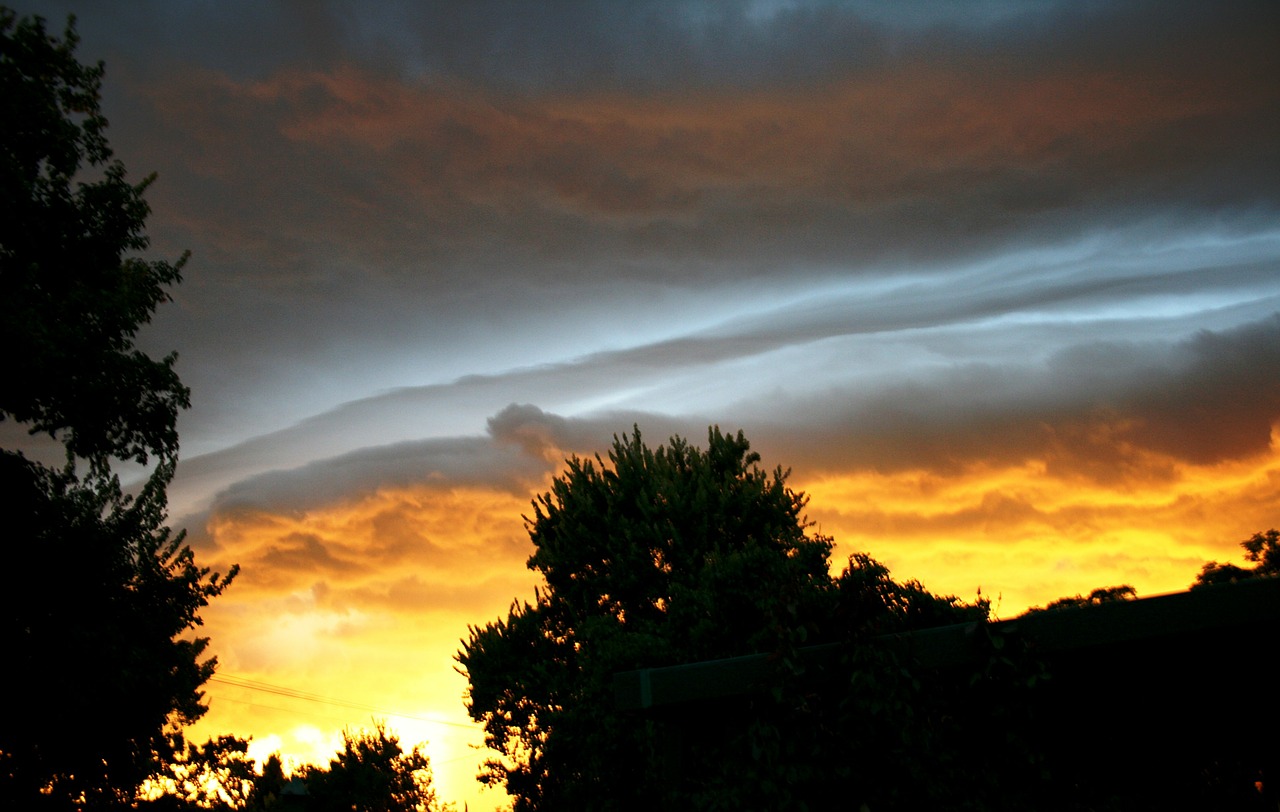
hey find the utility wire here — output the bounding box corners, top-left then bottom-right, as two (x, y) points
(208, 674), (479, 731)
(205, 692), (357, 728)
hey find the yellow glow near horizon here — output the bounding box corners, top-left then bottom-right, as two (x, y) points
(188, 483), (542, 811)
(183, 429), (1278, 810)
(804, 428), (1280, 615)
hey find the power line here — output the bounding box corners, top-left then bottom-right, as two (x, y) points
(208, 673), (479, 731)
(205, 692), (357, 728)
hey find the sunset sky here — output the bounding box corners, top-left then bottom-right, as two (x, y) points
(9, 1), (1280, 809)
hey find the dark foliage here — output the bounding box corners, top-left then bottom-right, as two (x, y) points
(143, 734), (257, 811)
(1194, 528), (1280, 589)
(1025, 584), (1137, 613)
(241, 754), (289, 812)
(0, 8), (189, 472)
(302, 722), (446, 812)
(0, 453), (235, 809)
(0, 8), (235, 808)
(458, 427), (995, 811)
(460, 426), (1280, 810)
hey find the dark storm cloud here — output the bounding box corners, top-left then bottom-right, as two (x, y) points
(16, 0), (1027, 89)
(1123, 316), (1280, 464)
(178, 397), (690, 530)
(193, 311), (1280, 529)
(486, 403), (577, 457)
(750, 314), (1280, 479)
(133, 0), (1271, 102)
(168, 233), (1279, 522)
(128, 35), (1277, 272)
(386, 0), (895, 91)
(206, 435), (553, 517)
(12, 0), (1277, 553)
(19, 0), (1260, 462)
(29, 0), (1271, 292)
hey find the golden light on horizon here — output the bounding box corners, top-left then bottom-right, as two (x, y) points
(188, 482), (544, 810)
(180, 419), (1280, 807)
(805, 422), (1280, 615)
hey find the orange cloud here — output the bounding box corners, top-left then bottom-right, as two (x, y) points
(802, 423), (1280, 616)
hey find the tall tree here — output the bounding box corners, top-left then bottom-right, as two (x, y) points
(1, 455), (236, 809)
(0, 8), (188, 471)
(0, 9), (235, 809)
(458, 427), (988, 810)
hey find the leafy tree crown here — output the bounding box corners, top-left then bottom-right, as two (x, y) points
(0, 10), (235, 808)
(1, 8), (189, 470)
(459, 427), (993, 810)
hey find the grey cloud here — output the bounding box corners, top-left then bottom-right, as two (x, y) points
(208, 435), (551, 517)
(746, 313), (1280, 478)
(142, 77), (1266, 294)
(166, 239), (1279, 521)
(176, 402), (707, 553)
(21, 0), (1273, 532)
(9, 1), (351, 80)
(390, 0), (893, 92)
(1122, 315), (1280, 463)
(510, 308), (1280, 479)
(58, 0), (1280, 280)
(77, 0), (1273, 434)
(486, 403), (574, 457)
(486, 402), (712, 461)
(14, 0), (884, 89)
(175, 311), (1278, 562)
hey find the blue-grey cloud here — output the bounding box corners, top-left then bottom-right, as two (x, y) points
(179, 308), (1279, 545)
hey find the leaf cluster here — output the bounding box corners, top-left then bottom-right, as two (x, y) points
(0, 453), (237, 809)
(1, 8), (189, 471)
(0, 9), (236, 808)
(143, 734), (257, 811)
(1025, 584), (1137, 614)
(458, 427), (995, 811)
(301, 722), (450, 812)
(1193, 528), (1280, 589)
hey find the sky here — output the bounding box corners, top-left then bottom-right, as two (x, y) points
(8, 1), (1280, 809)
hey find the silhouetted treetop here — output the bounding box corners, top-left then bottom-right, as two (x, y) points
(302, 722), (448, 812)
(1194, 528), (1279, 589)
(1, 8), (188, 470)
(1025, 584), (1137, 613)
(0, 9), (234, 809)
(458, 426), (989, 811)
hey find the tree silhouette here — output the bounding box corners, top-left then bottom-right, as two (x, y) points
(1194, 528), (1280, 589)
(1025, 584), (1137, 613)
(145, 734), (257, 811)
(459, 428), (1279, 809)
(0, 8), (188, 472)
(0, 9), (235, 808)
(302, 722), (448, 812)
(458, 427), (991, 811)
(0, 453), (236, 808)
(244, 754), (288, 812)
